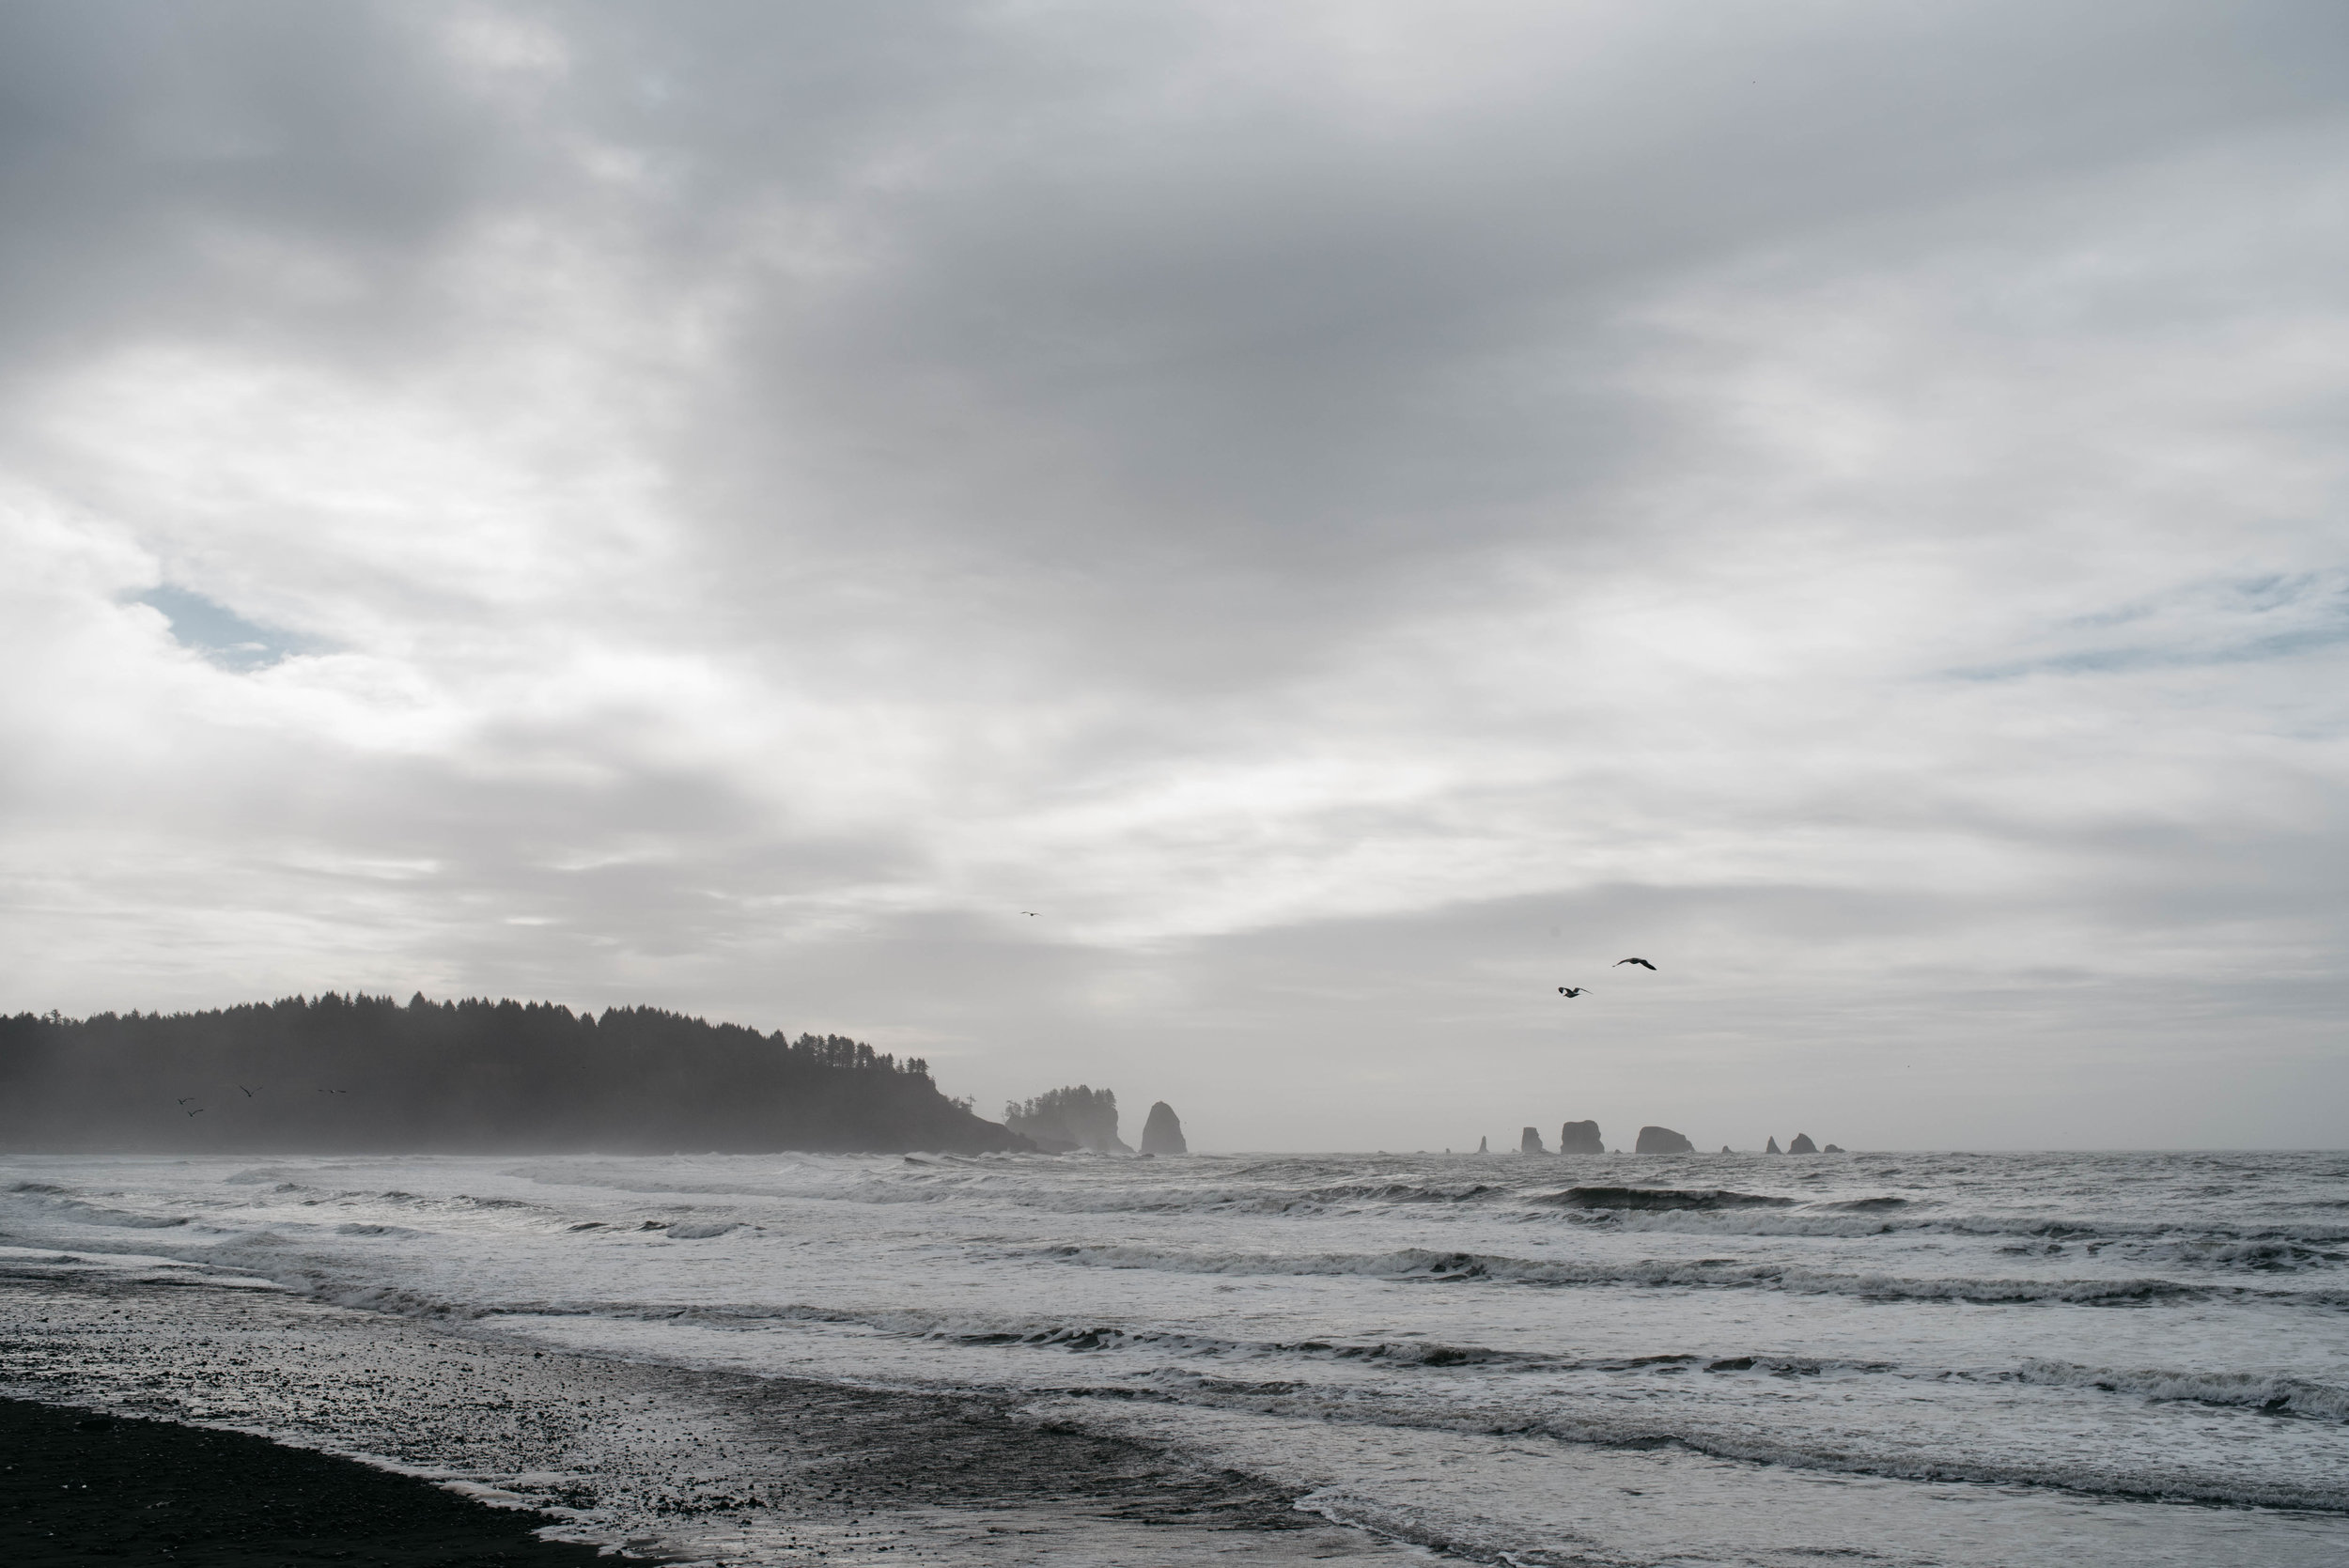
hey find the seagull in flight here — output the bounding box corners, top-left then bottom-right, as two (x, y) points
(1614, 957), (1657, 970)
(1557, 986), (1587, 998)
(185, 1108), (204, 1117)
(1019, 910), (1040, 917)
(176, 1096), (197, 1106)
(239, 1085), (257, 1097)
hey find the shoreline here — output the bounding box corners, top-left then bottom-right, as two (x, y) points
(1, 1258), (1409, 1565)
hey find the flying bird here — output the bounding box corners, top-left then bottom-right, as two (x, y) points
(1558, 986), (1587, 998)
(186, 1108), (204, 1117)
(1019, 910), (1040, 917)
(239, 1085), (257, 1097)
(1614, 957), (1657, 970)
(176, 1096), (196, 1106)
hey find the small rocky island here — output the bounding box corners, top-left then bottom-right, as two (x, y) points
(1140, 1100), (1188, 1155)
(1003, 1085), (1128, 1152)
(1635, 1125), (1695, 1155)
(1558, 1119), (1604, 1155)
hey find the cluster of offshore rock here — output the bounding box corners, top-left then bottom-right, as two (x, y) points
(1763, 1134), (1845, 1154)
(1509, 1122), (1845, 1155)
(1516, 1121), (1695, 1155)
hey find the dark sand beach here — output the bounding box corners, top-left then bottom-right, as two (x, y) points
(1, 1260), (1405, 1565)
(4, 1395), (617, 1565)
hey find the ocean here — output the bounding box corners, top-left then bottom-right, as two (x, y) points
(3, 1147), (2346, 1565)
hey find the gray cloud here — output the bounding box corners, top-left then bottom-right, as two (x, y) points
(2, 1), (2345, 1148)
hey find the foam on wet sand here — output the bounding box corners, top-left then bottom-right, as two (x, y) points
(0, 1261), (1409, 1565)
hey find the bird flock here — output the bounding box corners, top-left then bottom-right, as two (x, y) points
(166, 1083), (350, 1118)
(1558, 956), (1658, 999)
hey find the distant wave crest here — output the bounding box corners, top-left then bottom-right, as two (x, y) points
(1041, 1242), (2349, 1308)
(1533, 1187), (1798, 1211)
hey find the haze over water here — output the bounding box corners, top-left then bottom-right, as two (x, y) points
(8, 1147), (2347, 1565)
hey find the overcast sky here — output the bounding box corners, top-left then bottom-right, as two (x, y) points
(4, 1), (2345, 1151)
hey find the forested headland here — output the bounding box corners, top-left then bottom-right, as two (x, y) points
(0, 994), (1033, 1155)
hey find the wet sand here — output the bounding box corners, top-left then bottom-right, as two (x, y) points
(4, 1395), (617, 1565)
(0, 1258), (1408, 1565)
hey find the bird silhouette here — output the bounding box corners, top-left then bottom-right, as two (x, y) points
(185, 1108), (204, 1117)
(1019, 910), (1040, 917)
(239, 1085), (257, 1097)
(1614, 957), (1657, 970)
(176, 1096), (196, 1106)
(1558, 986), (1587, 998)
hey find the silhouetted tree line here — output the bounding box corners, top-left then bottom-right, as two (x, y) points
(0, 993), (1033, 1155)
(1002, 1084), (1127, 1152)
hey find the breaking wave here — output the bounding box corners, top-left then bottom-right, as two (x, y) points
(1532, 1187), (1797, 1211)
(0, 1186), (192, 1229)
(2012, 1359), (2349, 1422)
(1039, 1242), (2349, 1308)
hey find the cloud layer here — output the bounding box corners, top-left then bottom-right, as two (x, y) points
(4, 1), (2345, 1148)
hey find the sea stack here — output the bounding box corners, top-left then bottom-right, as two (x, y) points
(1478, 1136), (1488, 1154)
(1823, 1143), (1845, 1154)
(1766, 1136), (1782, 1154)
(1520, 1126), (1546, 1154)
(1635, 1125), (1695, 1155)
(1140, 1101), (1188, 1156)
(1787, 1133), (1819, 1154)
(1558, 1119), (1604, 1155)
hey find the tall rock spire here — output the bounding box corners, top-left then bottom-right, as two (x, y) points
(1140, 1100), (1188, 1155)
